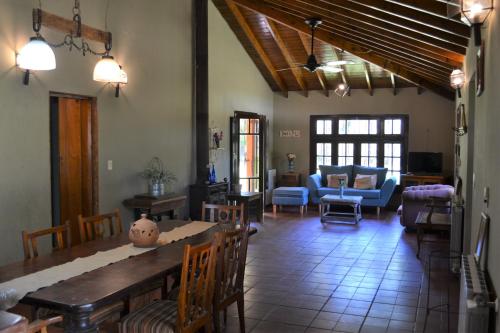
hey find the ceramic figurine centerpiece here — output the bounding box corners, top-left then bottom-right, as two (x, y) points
(129, 214), (159, 247)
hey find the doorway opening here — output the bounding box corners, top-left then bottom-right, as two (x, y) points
(50, 93), (98, 245)
(230, 112), (266, 193)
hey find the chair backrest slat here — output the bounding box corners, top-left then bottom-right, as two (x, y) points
(22, 221), (72, 260)
(201, 202), (246, 226)
(78, 209), (123, 243)
(177, 236), (219, 333)
(214, 228), (249, 310)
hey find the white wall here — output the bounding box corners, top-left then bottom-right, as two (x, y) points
(208, 1), (274, 181)
(0, 0), (193, 264)
(458, 2), (500, 329)
(273, 89), (455, 183)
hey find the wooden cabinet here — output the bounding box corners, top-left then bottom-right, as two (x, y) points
(280, 172), (301, 187)
(189, 182), (229, 220)
(401, 174), (446, 188)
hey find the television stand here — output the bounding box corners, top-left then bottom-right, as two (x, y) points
(401, 174), (446, 188)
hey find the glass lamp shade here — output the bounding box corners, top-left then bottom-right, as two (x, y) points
(117, 68), (128, 84)
(461, 0), (493, 24)
(17, 36), (56, 70)
(93, 55), (122, 82)
(450, 69), (465, 89)
(334, 83), (350, 97)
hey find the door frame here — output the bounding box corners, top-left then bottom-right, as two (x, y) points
(230, 111), (266, 193)
(49, 92), (99, 227)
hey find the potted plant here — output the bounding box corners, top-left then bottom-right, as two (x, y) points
(141, 157), (177, 196)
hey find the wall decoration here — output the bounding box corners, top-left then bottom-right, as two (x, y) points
(454, 104), (467, 136)
(280, 130), (301, 138)
(476, 41), (485, 96)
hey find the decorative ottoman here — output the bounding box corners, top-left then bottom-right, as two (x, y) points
(272, 187), (309, 215)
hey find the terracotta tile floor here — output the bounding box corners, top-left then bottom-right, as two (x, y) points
(224, 209), (459, 333)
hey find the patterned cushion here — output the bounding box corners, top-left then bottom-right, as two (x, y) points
(327, 173), (348, 188)
(120, 300), (177, 333)
(352, 165), (387, 188)
(353, 174), (377, 189)
(319, 165), (353, 186)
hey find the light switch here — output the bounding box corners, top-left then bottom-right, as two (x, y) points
(107, 160), (113, 171)
(484, 187), (489, 206)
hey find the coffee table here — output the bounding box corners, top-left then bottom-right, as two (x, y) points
(320, 194), (363, 224)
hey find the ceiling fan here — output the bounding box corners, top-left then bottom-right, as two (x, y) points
(278, 18), (354, 73)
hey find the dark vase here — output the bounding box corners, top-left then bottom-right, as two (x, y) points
(210, 165), (216, 184)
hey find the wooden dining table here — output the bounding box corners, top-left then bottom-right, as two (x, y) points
(0, 220), (254, 333)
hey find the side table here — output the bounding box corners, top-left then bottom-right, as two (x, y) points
(227, 192), (263, 224)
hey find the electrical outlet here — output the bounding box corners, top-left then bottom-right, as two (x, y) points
(107, 160), (113, 171)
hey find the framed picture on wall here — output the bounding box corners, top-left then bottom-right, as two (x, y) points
(476, 42), (485, 97)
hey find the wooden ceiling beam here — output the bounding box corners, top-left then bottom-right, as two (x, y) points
(385, 0), (449, 17)
(298, 32), (329, 97)
(265, 18), (308, 96)
(390, 73), (397, 96)
(266, 0), (463, 67)
(363, 63), (373, 96)
(265, 0), (466, 55)
(224, 0), (288, 97)
(344, 0), (469, 37)
(232, 0), (454, 99)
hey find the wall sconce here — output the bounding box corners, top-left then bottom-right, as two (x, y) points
(334, 83), (350, 98)
(461, 0), (494, 46)
(114, 67), (128, 98)
(450, 69), (465, 97)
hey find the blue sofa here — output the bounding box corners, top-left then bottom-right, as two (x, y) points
(307, 165), (397, 211)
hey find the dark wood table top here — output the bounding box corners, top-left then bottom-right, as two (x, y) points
(0, 220), (251, 314)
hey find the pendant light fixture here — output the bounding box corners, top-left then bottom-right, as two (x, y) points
(461, 0), (493, 46)
(334, 83), (350, 98)
(450, 69), (465, 97)
(17, 0), (128, 96)
(17, 9), (56, 85)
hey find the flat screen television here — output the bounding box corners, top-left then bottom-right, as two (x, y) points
(408, 152), (443, 174)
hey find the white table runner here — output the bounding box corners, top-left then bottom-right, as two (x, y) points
(0, 221), (216, 306)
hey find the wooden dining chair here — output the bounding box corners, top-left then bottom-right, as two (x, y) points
(213, 228), (249, 333)
(78, 209), (123, 243)
(27, 315), (63, 333)
(201, 202), (246, 226)
(119, 237), (220, 333)
(22, 222), (71, 260)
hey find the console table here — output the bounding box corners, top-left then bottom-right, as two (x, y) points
(189, 182), (229, 220)
(122, 193), (187, 220)
(401, 174), (446, 189)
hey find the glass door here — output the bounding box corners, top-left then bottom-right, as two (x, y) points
(230, 112), (265, 193)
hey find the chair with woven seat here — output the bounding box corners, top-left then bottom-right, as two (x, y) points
(120, 236), (220, 333)
(201, 202), (246, 227)
(213, 228), (249, 333)
(78, 209), (123, 243)
(22, 222), (71, 260)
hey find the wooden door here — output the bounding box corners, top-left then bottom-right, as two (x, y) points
(50, 95), (98, 245)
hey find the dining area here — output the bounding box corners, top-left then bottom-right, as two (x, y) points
(0, 203), (253, 333)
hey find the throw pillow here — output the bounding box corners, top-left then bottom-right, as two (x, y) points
(319, 165), (353, 186)
(327, 173), (349, 188)
(353, 165), (388, 188)
(354, 174), (377, 190)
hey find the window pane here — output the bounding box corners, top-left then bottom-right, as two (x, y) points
(393, 158), (401, 171)
(338, 157), (346, 166)
(325, 143), (332, 156)
(384, 143), (392, 156)
(339, 120), (346, 134)
(317, 143), (324, 155)
(370, 143), (377, 154)
(324, 157), (331, 165)
(361, 157), (368, 166)
(338, 143), (345, 156)
(316, 120), (324, 135)
(346, 143), (354, 156)
(393, 119), (402, 135)
(384, 119), (392, 135)
(384, 158), (392, 168)
(324, 120), (332, 135)
(370, 120), (378, 134)
(369, 157), (377, 167)
(346, 157), (354, 165)
(317, 157), (324, 167)
(361, 144), (368, 156)
(393, 144), (401, 157)
(249, 119), (259, 134)
(240, 119), (249, 133)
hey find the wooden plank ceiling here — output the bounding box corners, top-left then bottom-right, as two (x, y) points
(212, 0), (469, 100)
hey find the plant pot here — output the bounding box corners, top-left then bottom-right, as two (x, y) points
(149, 182), (165, 196)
